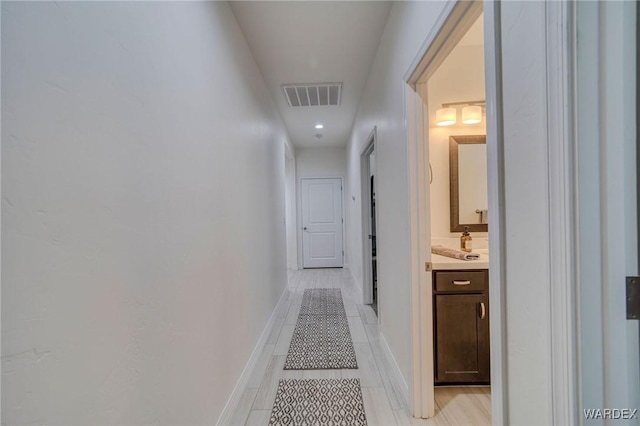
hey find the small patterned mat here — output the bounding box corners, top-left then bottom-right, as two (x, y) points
(269, 379), (367, 426)
(284, 288), (358, 370)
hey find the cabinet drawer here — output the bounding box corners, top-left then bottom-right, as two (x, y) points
(434, 270), (487, 293)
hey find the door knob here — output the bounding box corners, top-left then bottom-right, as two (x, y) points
(303, 227), (308, 231)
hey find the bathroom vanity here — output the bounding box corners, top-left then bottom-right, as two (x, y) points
(431, 252), (490, 385)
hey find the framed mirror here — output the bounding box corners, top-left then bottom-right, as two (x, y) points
(449, 135), (488, 232)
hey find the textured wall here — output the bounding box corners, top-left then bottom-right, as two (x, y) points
(2, 2), (289, 424)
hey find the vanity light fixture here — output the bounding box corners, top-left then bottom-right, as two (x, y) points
(435, 100), (485, 126)
(435, 108), (457, 126)
(462, 105), (482, 124)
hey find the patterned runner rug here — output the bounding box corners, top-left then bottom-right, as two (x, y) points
(284, 288), (358, 370)
(269, 379), (367, 426)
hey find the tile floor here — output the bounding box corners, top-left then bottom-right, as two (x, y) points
(228, 268), (491, 426)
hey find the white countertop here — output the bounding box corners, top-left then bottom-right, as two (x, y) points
(431, 249), (489, 270)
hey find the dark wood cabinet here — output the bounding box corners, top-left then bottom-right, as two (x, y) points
(433, 269), (490, 384)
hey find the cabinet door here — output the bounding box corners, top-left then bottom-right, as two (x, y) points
(435, 294), (490, 383)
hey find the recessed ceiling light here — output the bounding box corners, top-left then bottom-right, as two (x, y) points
(315, 124), (324, 129)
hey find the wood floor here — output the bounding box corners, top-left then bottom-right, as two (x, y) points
(228, 268), (491, 426)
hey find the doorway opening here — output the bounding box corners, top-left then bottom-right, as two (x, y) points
(404, 0), (504, 421)
(426, 10), (490, 388)
(369, 151), (377, 315)
(360, 129), (378, 315)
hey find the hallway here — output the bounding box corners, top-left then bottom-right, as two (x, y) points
(3, 1), (636, 424)
(229, 268), (491, 425)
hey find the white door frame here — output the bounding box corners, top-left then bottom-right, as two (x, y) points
(298, 177), (345, 269)
(360, 128), (377, 305)
(284, 143), (298, 272)
(546, 2), (579, 423)
(403, 0), (578, 422)
(404, 81), (434, 419)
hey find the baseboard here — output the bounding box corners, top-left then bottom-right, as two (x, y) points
(379, 333), (410, 410)
(216, 284), (289, 425)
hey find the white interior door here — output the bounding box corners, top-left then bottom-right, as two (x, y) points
(301, 178), (343, 268)
(577, 1), (639, 422)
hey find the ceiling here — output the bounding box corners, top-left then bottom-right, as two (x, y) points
(230, 1), (393, 149)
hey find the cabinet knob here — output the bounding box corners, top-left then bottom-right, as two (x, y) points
(452, 280), (471, 286)
(479, 302), (486, 319)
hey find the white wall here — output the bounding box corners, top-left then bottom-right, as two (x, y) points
(345, 0), (449, 386)
(1, 2), (290, 424)
(427, 44), (488, 239)
(296, 147), (346, 179)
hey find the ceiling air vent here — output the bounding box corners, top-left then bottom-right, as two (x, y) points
(283, 83), (343, 107)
